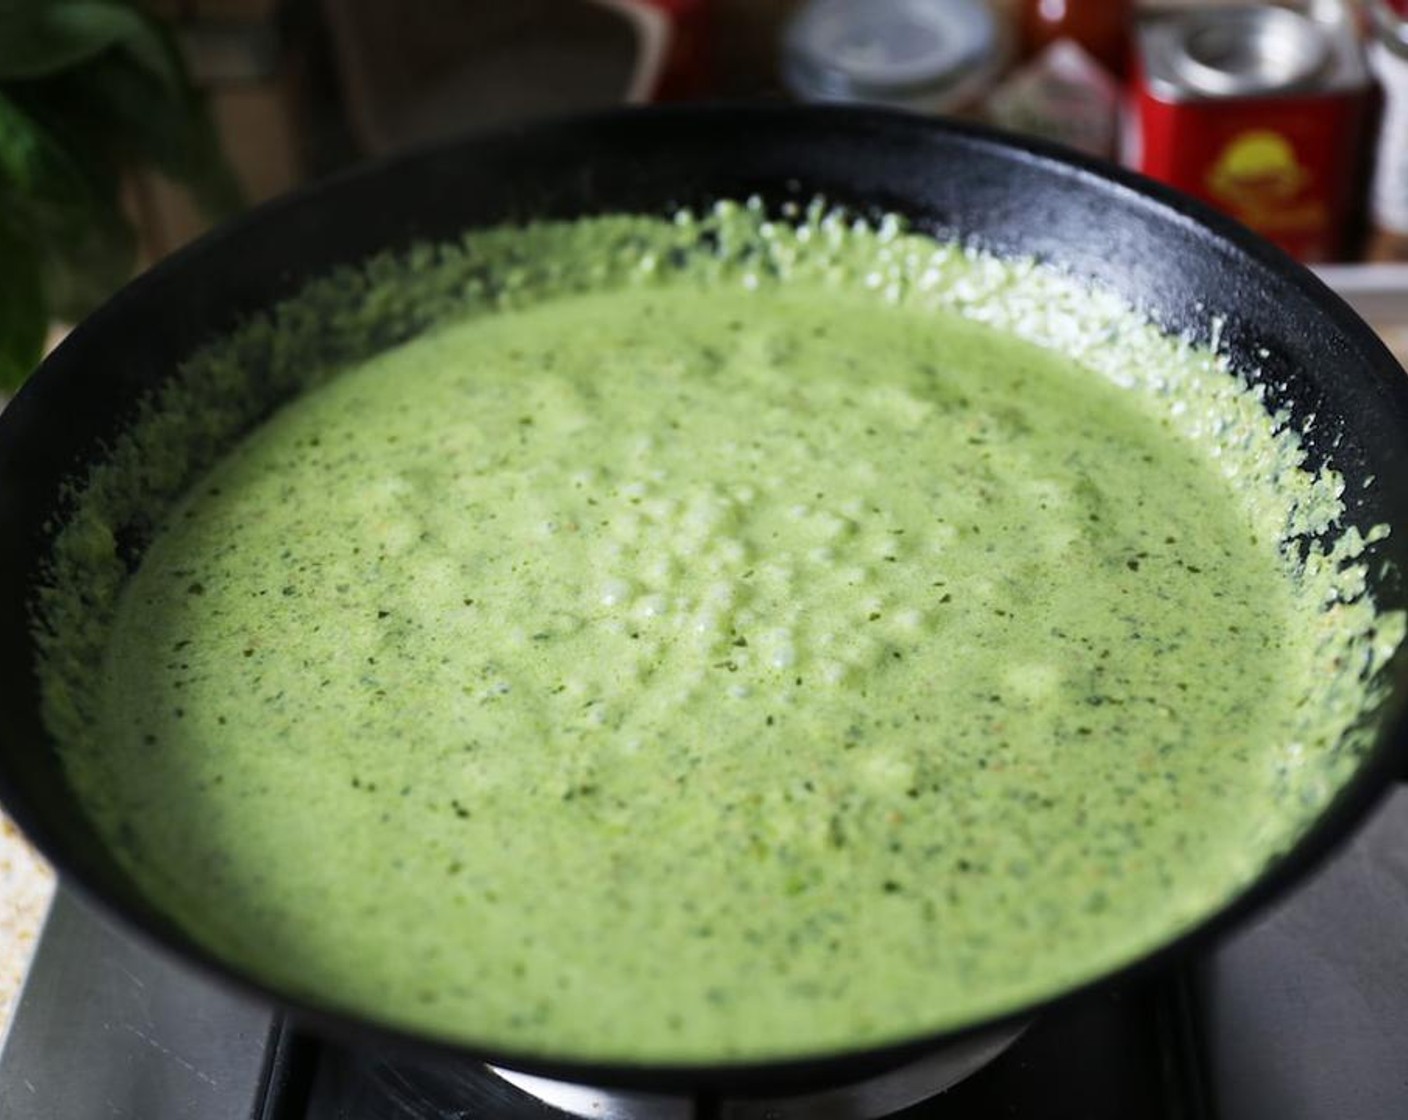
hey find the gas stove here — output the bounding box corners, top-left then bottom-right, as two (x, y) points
(2, 788), (1405, 1120)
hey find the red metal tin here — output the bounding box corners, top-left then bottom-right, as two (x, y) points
(633, 0), (713, 101)
(1125, 5), (1370, 262)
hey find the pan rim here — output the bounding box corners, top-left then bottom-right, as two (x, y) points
(2, 101), (1407, 1093)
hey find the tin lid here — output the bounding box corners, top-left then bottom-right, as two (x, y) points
(1161, 6), (1331, 98)
(1370, 0), (1408, 59)
(782, 0), (1000, 112)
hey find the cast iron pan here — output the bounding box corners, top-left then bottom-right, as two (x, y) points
(1, 105), (1407, 1092)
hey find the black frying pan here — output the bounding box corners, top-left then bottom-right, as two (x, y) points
(2, 105), (1407, 1093)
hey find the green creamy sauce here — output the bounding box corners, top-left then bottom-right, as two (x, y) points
(37, 207), (1402, 1063)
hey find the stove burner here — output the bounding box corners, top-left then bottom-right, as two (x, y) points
(489, 1025), (1024, 1119)
(486, 1067), (691, 1120)
(316, 1023), (1022, 1120)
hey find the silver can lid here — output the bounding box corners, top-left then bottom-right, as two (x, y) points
(1370, 0), (1408, 60)
(1168, 6), (1330, 98)
(783, 0), (999, 112)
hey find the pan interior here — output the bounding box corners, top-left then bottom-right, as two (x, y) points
(30, 200), (1403, 1065)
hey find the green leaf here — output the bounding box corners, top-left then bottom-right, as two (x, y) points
(0, 1), (180, 89)
(0, 88), (101, 214)
(9, 50), (242, 221)
(0, 89), (134, 320)
(0, 1), (239, 336)
(0, 217), (46, 393)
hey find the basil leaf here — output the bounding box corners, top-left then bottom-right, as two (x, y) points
(0, 88), (133, 320)
(11, 51), (241, 220)
(0, 0), (180, 89)
(0, 0), (239, 344)
(0, 217), (46, 393)
(0, 88), (100, 217)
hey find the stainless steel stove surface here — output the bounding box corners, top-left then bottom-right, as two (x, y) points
(2, 788), (1406, 1120)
